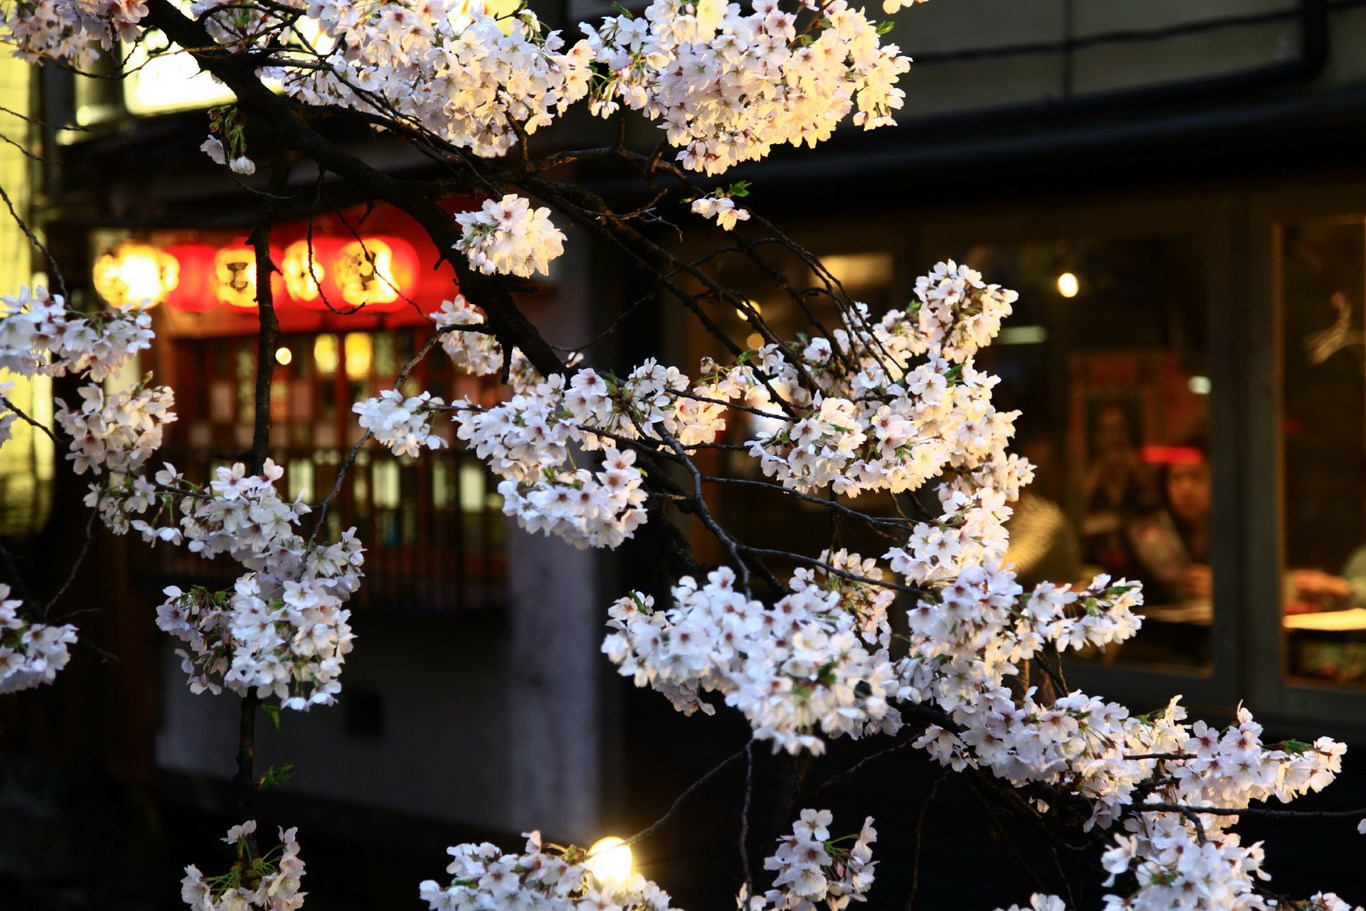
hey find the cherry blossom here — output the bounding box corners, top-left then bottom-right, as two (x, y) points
(419, 830), (677, 911)
(354, 389), (448, 457)
(454, 194), (567, 278)
(181, 820), (307, 911)
(0, 584), (78, 694)
(744, 810), (878, 911)
(692, 194), (751, 231)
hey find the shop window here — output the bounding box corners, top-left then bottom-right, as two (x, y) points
(951, 235), (1213, 669)
(1279, 216), (1366, 687)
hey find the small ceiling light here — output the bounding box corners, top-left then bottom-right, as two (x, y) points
(1056, 272), (1079, 298)
(92, 242), (177, 309)
(1187, 375), (1211, 395)
(746, 332), (765, 350)
(585, 837), (633, 887)
(275, 346), (293, 366)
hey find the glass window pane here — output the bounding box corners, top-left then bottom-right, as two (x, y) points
(1279, 216), (1366, 686)
(960, 232), (1213, 669)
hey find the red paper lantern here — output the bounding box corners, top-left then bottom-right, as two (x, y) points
(280, 236), (349, 311)
(212, 242), (283, 310)
(162, 242), (219, 312)
(332, 235), (420, 312)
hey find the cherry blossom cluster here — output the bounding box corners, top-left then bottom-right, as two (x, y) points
(82, 446), (361, 710)
(0, 584), (78, 695)
(994, 896), (1067, 911)
(691, 193), (750, 231)
(453, 194), (567, 278)
(902, 259), (1019, 362)
(0, 278), (369, 711)
(744, 809), (877, 911)
(354, 388), (448, 457)
(0, 284), (154, 381)
(1084, 710), (1351, 911)
(200, 135), (257, 176)
(433, 296), (503, 377)
(0, 0), (146, 69)
(138, 461), (361, 708)
(454, 371), (650, 549)
(603, 554), (900, 754)
(276, 3), (591, 158)
(584, 0), (912, 174)
(674, 268), (1021, 499)
(181, 820), (307, 911)
(55, 379), (176, 475)
(419, 830), (675, 911)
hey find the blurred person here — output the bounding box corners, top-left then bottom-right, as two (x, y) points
(1126, 443), (1211, 604)
(1081, 399), (1159, 579)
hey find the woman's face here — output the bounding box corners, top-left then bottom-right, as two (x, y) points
(1167, 460), (1211, 523)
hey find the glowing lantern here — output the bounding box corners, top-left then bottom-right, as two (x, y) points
(92, 242), (177, 309)
(332, 236), (419, 311)
(212, 242), (282, 310)
(281, 236), (347, 310)
(162, 242), (219, 312)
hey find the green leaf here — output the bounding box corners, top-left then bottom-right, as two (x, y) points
(726, 180), (752, 198)
(262, 703), (282, 730)
(876, 20), (895, 34)
(258, 762), (295, 791)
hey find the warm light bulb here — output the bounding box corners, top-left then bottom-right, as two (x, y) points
(275, 347), (293, 366)
(1056, 272), (1079, 298)
(735, 299), (761, 321)
(585, 837), (633, 886)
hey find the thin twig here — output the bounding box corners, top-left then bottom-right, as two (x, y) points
(623, 746), (748, 848)
(43, 509), (98, 617)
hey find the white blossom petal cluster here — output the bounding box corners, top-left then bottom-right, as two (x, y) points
(995, 896), (1067, 911)
(455, 370), (651, 549)
(419, 830), (676, 911)
(454, 194), (566, 278)
(692, 194), (750, 231)
(0, 285), (154, 381)
(1081, 710), (1353, 911)
(144, 461), (362, 708)
(0, 584), (78, 694)
(0, 0), (148, 68)
(0, 278), (367, 709)
(603, 553), (900, 754)
(584, 0), (911, 174)
(588, 262), (1012, 500)
(181, 820), (307, 911)
(881, 0), (929, 13)
(354, 388), (448, 457)
(744, 809), (877, 911)
(432, 296), (503, 376)
(273, 3), (590, 157)
(55, 380), (176, 475)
